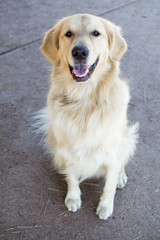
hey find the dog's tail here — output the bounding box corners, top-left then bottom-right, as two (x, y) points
(30, 108), (51, 144)
(121, 122), (139, 165)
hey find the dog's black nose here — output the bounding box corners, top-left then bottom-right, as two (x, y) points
(72, 45), (89, 60)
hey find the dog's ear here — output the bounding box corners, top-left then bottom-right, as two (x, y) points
(103, 19), (127, 62)
(40, 28), (58, 64)
(41, 18), (67, 64)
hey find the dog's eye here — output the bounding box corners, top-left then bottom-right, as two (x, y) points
(92, 30), (100, 37)
(65, 30), (72, 37)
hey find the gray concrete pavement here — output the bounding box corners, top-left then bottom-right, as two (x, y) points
(0, 0), (160, 239)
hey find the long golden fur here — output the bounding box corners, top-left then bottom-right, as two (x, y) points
(35, 14), (138, 220)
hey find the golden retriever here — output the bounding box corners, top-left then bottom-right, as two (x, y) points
(34, 14), (138, 220)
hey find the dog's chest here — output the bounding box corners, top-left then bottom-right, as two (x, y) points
(53, 101), (119, 151)
(53, 106), (119, 178)
(50, 94), (125, 177)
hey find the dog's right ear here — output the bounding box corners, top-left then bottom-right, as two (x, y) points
(41, 17), (70, 64)
(40, 27), (59, 64)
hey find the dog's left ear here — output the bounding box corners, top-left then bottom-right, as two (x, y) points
(103, 19), (127, 62)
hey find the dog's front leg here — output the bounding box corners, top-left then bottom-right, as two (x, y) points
(65, 174), (81, 212)
(96, 165), (119, 220)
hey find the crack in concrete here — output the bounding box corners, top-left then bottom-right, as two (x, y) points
(0, 0), (140, 56)
(98, 0), (140, 16)
(0, 38), (41, 56)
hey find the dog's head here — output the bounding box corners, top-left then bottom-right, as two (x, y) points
(41, 14), (127, 82)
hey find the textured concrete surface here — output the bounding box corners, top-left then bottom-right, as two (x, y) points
(0, 0), (160, 239)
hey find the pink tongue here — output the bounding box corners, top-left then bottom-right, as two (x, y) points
(72, 64), (89, 77)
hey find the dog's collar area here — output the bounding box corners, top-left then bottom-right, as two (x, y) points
(69, 58), (99, 82)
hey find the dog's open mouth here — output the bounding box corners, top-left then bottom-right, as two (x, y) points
(69, 58), (99, 82)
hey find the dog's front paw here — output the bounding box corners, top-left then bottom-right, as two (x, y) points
(96, 201), (113, 220)
(65, 197), (81, 212)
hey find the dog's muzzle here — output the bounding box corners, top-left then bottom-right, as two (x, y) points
(68, 45), (99, 82)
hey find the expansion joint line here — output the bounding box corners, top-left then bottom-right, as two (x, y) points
(98, 0), (140, 17)
(0, 38), (41, 56)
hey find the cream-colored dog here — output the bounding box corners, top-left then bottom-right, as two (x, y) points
(35, 14), (138, 220)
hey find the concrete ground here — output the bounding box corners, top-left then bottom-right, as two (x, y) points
(0, 0), (160, 239)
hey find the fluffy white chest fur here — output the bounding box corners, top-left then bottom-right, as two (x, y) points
(48, 79), (130, 180)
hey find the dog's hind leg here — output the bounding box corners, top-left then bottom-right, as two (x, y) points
(117, 166), (128, 189)
(117, 124), (139, 189)
(65, 174), (81, 212)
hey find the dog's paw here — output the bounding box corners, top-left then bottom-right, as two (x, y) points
(96, 201), (113, 220)
(117, 171), (127, 189)
(65, 197), (81, 212)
